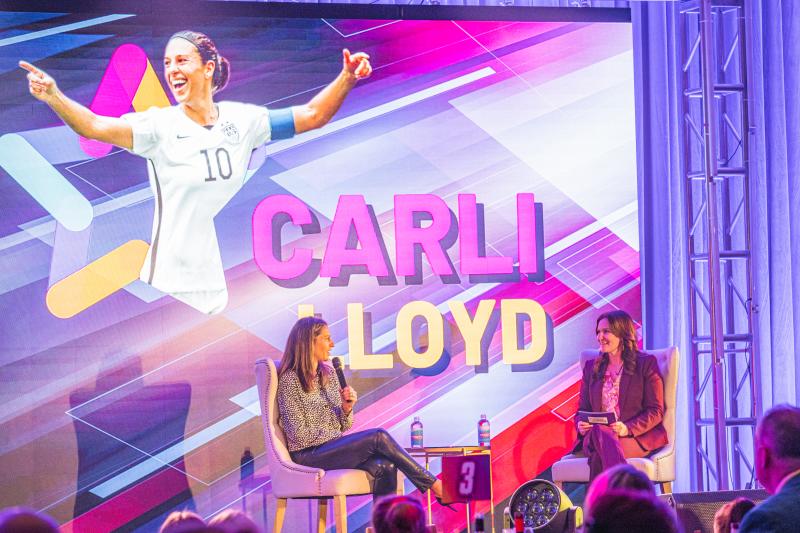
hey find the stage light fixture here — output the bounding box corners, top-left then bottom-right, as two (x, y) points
(509, 479), (583, 532)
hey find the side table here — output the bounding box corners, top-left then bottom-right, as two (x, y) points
(404, 445), (494, 533)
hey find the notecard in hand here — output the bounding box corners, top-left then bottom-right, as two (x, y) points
(577, 410), (618, 425)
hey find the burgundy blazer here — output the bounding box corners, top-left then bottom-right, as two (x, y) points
(575, 353), (668, 452)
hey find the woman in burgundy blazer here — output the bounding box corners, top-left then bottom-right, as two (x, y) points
(574, 310), (668, 480)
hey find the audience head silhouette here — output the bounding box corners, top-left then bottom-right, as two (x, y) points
(713, 497), (755, 533)
(0, 508), (58, 533)
(585, 463), (655, 519)
(371, 495), (427, 533)
(208, 508), (262, 533)
(159, 510), (207, 533)
(583, 490), (681, 533)
(755, 403), (800, 493)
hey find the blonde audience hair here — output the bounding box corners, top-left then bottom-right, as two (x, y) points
(159, 510), (206, 533)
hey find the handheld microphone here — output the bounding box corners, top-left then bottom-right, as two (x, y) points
(332, 357), (347, 389)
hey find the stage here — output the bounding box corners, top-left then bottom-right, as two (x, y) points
(0, 1), (797, 531)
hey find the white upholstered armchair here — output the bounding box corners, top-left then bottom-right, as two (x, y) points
(550, 346), (679, 494)
(255, 358), (373, 533)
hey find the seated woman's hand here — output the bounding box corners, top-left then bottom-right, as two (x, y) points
(611, 421), (629, 437)
(341, 386), (358, 413)
(577, 421), (593, 436)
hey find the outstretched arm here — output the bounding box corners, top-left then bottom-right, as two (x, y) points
(291, 49), (372, 134)
(19, 60), (133, 150)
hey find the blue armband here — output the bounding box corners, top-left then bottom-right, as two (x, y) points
(269, 107), (296, 140)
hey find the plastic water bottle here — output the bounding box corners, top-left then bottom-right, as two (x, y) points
(474, 512), (485, 533)
(410, 416), (424, 448)
(502, 506), (514, 533)
(240, 447), (254, 480)
(478, 414), (491, 447)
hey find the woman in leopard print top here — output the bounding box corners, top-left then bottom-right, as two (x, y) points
(276, 317), (445, 500)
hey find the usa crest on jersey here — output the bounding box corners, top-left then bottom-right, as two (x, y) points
(221, 121), (240, 144)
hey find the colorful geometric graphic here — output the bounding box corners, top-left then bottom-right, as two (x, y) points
(46, 239), (149, 318)
(1, 42), (169, 319)
(0, 133), (94, 231)
(79, 44), (170, 158)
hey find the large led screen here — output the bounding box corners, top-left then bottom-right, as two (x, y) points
(0, 9), (638, 532)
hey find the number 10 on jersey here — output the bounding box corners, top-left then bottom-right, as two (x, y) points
(202, 148), (232, 181)
(441, 455), (491, 503)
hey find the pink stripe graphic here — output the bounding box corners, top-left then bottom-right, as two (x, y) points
(61, 461), (190, 533)
(79, 44), (151, 158)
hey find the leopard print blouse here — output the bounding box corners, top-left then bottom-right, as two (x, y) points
(276, 366), (353, 452)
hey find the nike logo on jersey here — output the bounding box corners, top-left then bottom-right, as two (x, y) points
(176, 134), (191, 139)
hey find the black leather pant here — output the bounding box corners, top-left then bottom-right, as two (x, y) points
(290, 428), (437, 497)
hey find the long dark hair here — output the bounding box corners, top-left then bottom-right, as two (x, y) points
(592, 310), (639, 380)
(169, 30), (230, 93)
(278, 316), (329, 392)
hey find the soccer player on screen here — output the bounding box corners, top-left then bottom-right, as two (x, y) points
(19, 30), (371, 314)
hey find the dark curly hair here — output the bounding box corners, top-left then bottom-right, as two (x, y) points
(169, 30), (230, 93)
(592, 310), (639, 380)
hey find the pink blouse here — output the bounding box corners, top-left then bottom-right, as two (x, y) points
(601, 367), (623, 416)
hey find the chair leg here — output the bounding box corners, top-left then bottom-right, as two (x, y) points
(274, 498), (287, 533)
(317, 499), (329, 533)
(333, 494), (348, 533)
(660, 482), (672, 494)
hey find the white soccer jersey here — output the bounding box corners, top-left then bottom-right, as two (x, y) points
(123, 101), (272, 314)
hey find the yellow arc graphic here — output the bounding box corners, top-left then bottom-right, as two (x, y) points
(133, 60), (170, 111)
(46, 240), (150, 319)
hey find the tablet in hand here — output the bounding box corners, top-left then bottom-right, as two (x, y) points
(577, 410), (618, 425)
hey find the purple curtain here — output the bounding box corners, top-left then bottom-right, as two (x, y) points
(633, 0), (800, 489)
(747, 0), (800, 407)
(631, 0), (691, 490)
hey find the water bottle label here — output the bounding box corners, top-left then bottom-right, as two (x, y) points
(411, 429), (423, 447)
(478, 421), (490, 446)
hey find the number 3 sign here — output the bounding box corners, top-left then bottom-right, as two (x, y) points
(441, 455), (491, 503)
